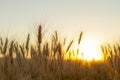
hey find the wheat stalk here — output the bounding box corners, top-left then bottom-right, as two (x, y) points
(66, 40), (73, 53)
(78, 32), (83, 44)
(3, 38), (8, 55)
(14, 43), (22, 67)
(20, 44), (25, 59)
(38, 25), (42, 55)
(9, 41), (14, 64)
(25, 34), (30, 57)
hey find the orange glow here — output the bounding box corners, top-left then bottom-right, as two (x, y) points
(72, 37), (103, 61)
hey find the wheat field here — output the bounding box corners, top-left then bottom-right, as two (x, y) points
(0, 25), (120, 80)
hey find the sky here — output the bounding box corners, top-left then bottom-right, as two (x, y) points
(0, 0), (120, 43)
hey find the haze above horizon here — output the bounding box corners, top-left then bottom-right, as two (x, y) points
(0, 0), (120, 43)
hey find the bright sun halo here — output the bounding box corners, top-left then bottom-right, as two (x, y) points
(72, 37), (103, 61)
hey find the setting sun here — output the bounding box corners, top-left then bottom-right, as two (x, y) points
(72, 37), (103, 61)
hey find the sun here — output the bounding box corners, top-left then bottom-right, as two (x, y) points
(72, 37), (103, 61)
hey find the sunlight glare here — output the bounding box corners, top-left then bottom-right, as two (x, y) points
(72, 37), (103, 61)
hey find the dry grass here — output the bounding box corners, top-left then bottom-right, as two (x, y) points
(0, 25), (120, 80)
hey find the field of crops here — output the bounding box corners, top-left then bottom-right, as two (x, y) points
(0, 25), (120, 80)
